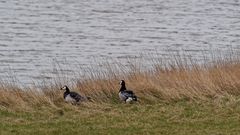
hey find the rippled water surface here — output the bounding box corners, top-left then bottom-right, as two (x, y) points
(0, 0), (239, 85)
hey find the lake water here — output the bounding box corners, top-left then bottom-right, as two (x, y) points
(0, 0), (239, 85)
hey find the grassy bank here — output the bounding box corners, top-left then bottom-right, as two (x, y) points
(1, 53), (240, 134)
(1, 100), (240, 135)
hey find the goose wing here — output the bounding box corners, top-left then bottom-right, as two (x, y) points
(121, 90), (135, 98)
(69, 92), (82, 102)
(125, 90), (134, 95)
(124, 90), (137, 101)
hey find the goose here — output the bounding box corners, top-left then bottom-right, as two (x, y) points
(119, 80), (137, 103)
(60, 85), (89, 104)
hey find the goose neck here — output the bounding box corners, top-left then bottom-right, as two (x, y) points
(120, 84), (126, 91)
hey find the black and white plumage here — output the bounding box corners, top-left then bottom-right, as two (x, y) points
(60, 85), (88, 104)
(119, 80), (137, 103)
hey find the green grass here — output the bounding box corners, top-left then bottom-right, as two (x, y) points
(1, 100), (240, 135)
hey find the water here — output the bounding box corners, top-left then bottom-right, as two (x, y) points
(0, 0), (239, 85)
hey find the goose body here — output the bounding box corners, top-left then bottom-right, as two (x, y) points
(61, 85), (87, 104)
(119, 80), (137, 103)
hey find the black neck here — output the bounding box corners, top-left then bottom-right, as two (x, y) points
(63, 88), (70, 98)
(120, 84), (126, 92)
(64, 87), (70, 94)
(63, 87), (70, 98)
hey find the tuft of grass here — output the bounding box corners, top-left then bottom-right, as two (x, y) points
(75, 53), (240, 103)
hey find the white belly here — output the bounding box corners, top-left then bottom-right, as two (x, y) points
(126, 97), (133, 103)
(119, 92), (127, 101)
(65, 95), (76, 103)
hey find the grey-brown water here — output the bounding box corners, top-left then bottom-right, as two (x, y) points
(0, 0), (239, 85)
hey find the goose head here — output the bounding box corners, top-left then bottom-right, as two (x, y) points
(119, 80), (126, 91)
(60, 85), (69, 91)
(120, 80), (125, 85)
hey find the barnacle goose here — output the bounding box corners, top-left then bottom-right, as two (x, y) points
(119, 80), (137, 103)
(60, 85), (89, 104)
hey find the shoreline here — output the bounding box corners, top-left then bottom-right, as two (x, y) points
(0, 53), (240, 109)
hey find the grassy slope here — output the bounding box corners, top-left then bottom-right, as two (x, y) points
(1, 54), (240, 134)
(1, 100), (240, 135)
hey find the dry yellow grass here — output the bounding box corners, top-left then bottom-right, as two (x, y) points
(77, 55), (240, 103)
(0, 53), (240, 110)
